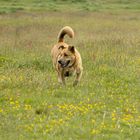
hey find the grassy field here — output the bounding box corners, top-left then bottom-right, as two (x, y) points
(0, 1), (140, 140)
(0, 0), (140, 13)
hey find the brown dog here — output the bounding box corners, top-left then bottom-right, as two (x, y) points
(51, 26), (83, 86)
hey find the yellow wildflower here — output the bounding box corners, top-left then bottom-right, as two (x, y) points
(24, 104), (32, 110)
(91, 129), (100, 135)
(0, 108), (3, 113)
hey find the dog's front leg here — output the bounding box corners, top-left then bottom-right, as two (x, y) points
(73, 69), (82, 86)
(58, 70), (65, 85)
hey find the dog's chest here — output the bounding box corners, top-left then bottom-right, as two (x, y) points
(64, 67), (75, 77)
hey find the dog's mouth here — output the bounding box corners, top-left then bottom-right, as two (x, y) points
(58, 60), (70, 68)
(61, 60), (70, 68)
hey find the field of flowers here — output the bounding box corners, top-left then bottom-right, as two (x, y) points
(0, 11), (140, 140)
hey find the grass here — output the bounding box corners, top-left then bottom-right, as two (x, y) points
(0, 0), (140, 13)
(0, 9), (140, 140)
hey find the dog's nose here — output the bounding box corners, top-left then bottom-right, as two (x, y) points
(58, 60), (62, 64)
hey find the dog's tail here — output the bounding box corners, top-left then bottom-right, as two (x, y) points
(57, 26), (74, 42)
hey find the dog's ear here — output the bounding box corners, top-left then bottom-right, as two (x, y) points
(58, 45), (65, 50)
(68, 46), (75, 53)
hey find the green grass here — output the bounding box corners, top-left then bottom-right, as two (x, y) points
(0, 10), (140, 140)
(0, 0), (140, 13)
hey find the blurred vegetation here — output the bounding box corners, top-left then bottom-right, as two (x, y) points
(0, 0), (140, 13)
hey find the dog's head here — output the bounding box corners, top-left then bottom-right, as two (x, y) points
(57, 45), (76, 68)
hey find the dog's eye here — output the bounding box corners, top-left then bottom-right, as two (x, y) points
(64, 53), (68, 57)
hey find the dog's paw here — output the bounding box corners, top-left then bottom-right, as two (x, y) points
(58, 79), (66, 86)
(73, 80), (78, 87)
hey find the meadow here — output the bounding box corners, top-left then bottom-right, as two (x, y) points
(0, 0), (140, 13)
(0, 1), (140, 140)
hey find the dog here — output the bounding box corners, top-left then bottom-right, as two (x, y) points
(51, 26), (83, 86)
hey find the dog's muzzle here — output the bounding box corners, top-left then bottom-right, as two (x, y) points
(58, 60), (70, 68)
